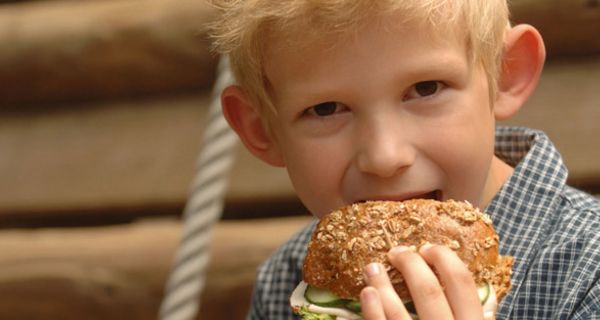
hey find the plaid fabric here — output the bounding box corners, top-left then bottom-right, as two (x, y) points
(247, 127), (600, 320)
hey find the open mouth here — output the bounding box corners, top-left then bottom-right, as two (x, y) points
(419, 190), (441, 201)
(358, 190), (442, 203)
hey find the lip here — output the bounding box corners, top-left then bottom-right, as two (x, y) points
(358, 190), (441, 203)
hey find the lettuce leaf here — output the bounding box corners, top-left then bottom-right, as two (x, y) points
(297, 306), (337, 320)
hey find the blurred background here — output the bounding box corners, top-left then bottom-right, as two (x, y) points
(0, 0), (598, 319)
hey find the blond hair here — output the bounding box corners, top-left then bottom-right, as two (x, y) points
(208, 0), (509, 115)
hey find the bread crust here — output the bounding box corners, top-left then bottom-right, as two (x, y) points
(303, 200), (513, 301)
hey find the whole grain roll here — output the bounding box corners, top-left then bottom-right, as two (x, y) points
(303, 199), (513, 301)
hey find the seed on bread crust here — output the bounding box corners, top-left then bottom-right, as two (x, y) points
(302, 199), (513, 301)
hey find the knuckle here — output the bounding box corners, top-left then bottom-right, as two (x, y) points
(386, 309), (407, 320)
(416, 281), (445, 301)
(453, 267), (475, 286)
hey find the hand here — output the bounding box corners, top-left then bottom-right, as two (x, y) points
(360, 244), (485, 320)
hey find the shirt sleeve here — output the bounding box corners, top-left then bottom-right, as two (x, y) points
(246, 283), (266, 320)
(245, 220), (316, 320)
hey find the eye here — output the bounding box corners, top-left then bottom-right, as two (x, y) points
(415, 81), (439, 96)
(304, 101), (348, 117)
(404, 81), (444, 100)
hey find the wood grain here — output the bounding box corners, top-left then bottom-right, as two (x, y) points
(0, 216), (312, 319)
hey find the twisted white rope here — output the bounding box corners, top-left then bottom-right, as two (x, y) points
(159, 56), (237, 320)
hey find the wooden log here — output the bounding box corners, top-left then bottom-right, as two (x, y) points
(0, 0), (218, 107)
(1, 57), (599, 223)
(0, 0), (598, 106)
(0, 216), (313, 320)
(0, 93), (296, 222)
(510, 0), (600, 57)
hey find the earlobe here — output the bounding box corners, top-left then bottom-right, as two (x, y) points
(494, 24), (546, 120)
(221, 86), (285, 167)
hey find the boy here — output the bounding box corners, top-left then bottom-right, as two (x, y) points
(209, 0), (600, 319)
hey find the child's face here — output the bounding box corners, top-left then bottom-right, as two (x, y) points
(262, 18), (505, 218)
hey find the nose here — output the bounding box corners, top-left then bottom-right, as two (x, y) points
(356, 122), (416, 178)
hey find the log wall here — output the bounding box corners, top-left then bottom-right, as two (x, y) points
(510, 0), (600, 57)
(0, 0), (218, 106)
(0, 0), (599, 319)
(0, 0), (599, 223)
(0, 216), (311, 319)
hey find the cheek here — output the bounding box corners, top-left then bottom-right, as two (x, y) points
(422, 105), (496, 203)
(444, 127), (496, 204)
(281, 140), (349, 217)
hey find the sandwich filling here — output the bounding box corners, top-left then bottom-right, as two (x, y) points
(291, 281), (497, 320)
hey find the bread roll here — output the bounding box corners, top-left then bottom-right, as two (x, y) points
(303, 199), (513, 301)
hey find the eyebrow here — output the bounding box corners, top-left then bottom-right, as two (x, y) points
(276, 52), (470, 108)
(398, 53), (470, 83)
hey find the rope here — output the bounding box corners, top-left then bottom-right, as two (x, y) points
(159, 56), (237, 320)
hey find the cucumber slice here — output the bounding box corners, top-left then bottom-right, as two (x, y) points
(345, 300), (362, 313)
(304, 285), (349, 307)
(477, 283), (490, 305)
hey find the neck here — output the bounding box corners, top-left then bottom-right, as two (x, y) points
(481, 156), (514, 208)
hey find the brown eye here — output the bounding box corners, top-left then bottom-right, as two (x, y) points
(414, 81), (439, 97)
(311, 102), (340, 116)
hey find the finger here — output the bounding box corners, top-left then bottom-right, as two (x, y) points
(419, 243), (483, 320)
(363, 263), (411, 320)
(360, 287), (387, 320)
(387, 246), (454, 320)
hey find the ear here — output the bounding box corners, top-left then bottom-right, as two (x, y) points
(494, 24), (546, 120)
(220, 85), (285, 167)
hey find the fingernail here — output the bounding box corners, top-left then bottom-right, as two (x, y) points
(388, 245), (410, 257)
(365, 263), (381, 277)
(419, 242), (434, 253)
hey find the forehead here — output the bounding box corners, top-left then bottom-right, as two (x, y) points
(263, 13), (469, 105)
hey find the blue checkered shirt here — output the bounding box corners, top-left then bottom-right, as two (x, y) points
(247, 127), (600, 319)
